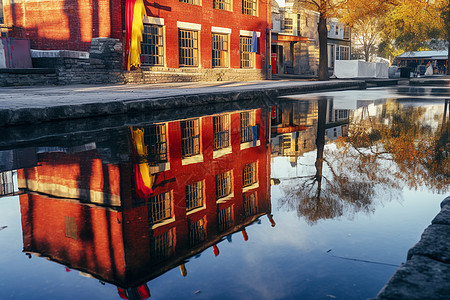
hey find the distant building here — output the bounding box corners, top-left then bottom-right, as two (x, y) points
(271, 0), (350, 76)
(326, 18), (351, 75)
(396, 50), (448, 74)
(270, 98), (349, 161)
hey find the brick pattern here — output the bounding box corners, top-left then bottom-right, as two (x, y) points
(0, 72), (58, 86)
(2, 0), (123, 51)
(124, 68), (265, 84)
(0, 37), (265, 86)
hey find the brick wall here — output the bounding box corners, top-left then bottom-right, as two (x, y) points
(2, 0), (123, 51)
(142, 0), (269, 70)
(31, 38), (124, 85)
(124, 67), (265, 84)
(0, 68), (57, 86)
(0, 37), (266, 86)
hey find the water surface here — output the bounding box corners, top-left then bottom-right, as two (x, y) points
(0, 86), (448, 299)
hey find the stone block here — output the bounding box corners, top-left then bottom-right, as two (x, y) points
(432, 204), (450, 225)
(441, 196), (450, 209)
(407, 224), (450, 262)
(374, 255), (450, 300)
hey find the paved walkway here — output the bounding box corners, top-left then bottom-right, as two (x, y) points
(0, 80), (366, 126)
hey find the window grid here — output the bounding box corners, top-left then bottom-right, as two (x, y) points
(144, 124), (167, 163)
(149, 192), (171, 223)
(186, 181), (203, 211)
(213, 114), (230, 150)
(339, 46), (349, 60)
(243, 162), (257, 187)
(179, 29), (199, 67)
(284, 18), (293, 34)
(181, 119), (200, 157)
(343, 26), (350, 40)
(240, 36), (254, 68)
(216, 171), (232, 199)
(189, 218), (206, 246)
(243, 192), (257, 217)
(240, 111), (255, 143)
(335, 109), (349, 121)
(282, 135), (291, 150)
(213, 0), (231, 11)
(141, 24), (164, 66)
(151, 230), (174, 259)
(218, 206), (233, 232)
(179, 0), (199, 4)
(212, 33), (229, 68)
(242, 0), (257, 16)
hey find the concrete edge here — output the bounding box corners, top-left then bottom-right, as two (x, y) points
(372, 196), (450, 300)
(0, 81), (366, 127)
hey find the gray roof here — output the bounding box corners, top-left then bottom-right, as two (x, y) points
(398, 50), (448, 59)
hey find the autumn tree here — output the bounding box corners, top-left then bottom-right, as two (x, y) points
(278, 98), (449, 225)
(350, 17), (383, 61)
(339, 0), (391, 61)
(380, 0), (448, 60)
(293, 0), (334, 80)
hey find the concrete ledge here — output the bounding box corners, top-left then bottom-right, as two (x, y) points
(406, 224), (450, 263)
(0, 68), (56, 74)
(410, 77), (450, 86)
(373, 196), (450, 299)
(0, 81), (366, 126)
(30, 49), (89, 59)
(374, 255), (450, 300)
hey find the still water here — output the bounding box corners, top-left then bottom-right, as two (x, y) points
(0, 86), (448, 299)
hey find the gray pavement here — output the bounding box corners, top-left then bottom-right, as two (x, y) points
(0, 79), (366, 126)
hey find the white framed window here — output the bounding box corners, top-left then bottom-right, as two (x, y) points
(212, 33), (229, 68)
(242, 0), (257, 16)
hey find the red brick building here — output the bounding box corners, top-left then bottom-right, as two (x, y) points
(1, 0), (270, 82)
(17, 106), (273, 291)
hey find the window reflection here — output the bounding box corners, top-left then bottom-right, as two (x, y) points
(13, 105), (272, 296)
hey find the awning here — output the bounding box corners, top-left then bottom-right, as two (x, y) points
(272, 125), (309, 134)
(273, 34), (309, 43)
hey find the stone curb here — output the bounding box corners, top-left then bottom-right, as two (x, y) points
(373, 196), (450, 300)
(0, 81), (365, 127)
(410, 78), (450, 86)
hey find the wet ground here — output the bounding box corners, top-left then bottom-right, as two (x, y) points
(0, 86), (448, 299)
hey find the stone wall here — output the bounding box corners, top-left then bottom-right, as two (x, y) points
(31, 38), (124, 85)
(124, 67), (265, 84)
(0, 68), (58, 86)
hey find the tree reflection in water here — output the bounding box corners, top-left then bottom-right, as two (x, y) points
(279, 99), (449, 225)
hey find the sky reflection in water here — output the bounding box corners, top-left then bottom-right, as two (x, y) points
(0, 87), (448, 299)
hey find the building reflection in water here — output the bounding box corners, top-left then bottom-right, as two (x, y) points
(8, 97), (448, 298)
(275, 97), (449, 225)
(16, 106), (273, 298)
